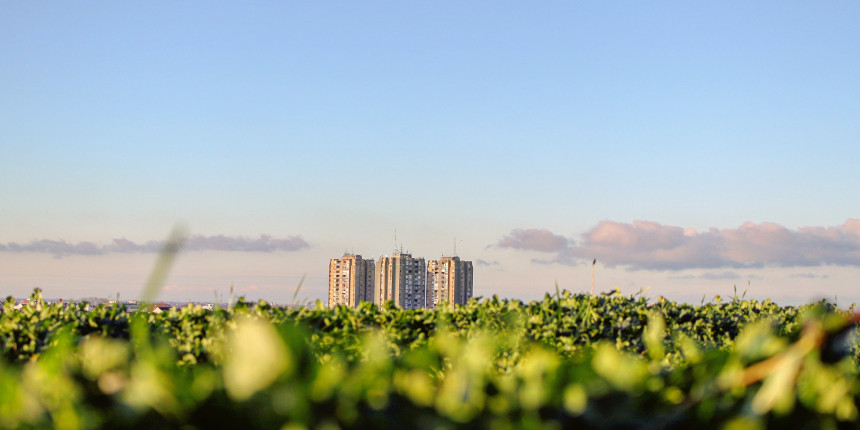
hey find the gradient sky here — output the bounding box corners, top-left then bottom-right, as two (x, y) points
(2, 1), (859, 306)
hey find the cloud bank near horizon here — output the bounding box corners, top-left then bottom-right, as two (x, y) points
(0, 234), (310, 258)
(496, 219), (860, 270)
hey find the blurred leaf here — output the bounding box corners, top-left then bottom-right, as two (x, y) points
(223, 316), (291, 401)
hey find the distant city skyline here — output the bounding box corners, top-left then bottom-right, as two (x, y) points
(2, 2), (859, 306)
(329, 251), (473, 309)
(4, 219), (859, 307)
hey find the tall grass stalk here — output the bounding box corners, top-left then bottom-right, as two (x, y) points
(139, 224), (188, 304)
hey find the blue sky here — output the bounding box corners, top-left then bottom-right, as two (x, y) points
(2, 2), (859, 305)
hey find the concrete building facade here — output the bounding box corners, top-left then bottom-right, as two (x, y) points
(328, 254), (375, 308)
(374, 252), (426, 309)
(426, 256), (474, 308)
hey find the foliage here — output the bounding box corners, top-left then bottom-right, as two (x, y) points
(0, 289), (858, 429)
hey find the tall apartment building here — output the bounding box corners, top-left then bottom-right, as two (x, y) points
(374, 252), (426, 309)
(426, 256), (474, 308)
(328, 254), (375, 308)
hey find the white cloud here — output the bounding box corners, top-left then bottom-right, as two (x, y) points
(495, 229), (570, 252)
(240, 285), (260, 293)
(0, 234), (310, 258)
(699, 271), (742, 280)
(496, 219), (860, 270)
(183, 235), (308, 253)
(789, 273), (830, 279)
(475, 259), (500, 267)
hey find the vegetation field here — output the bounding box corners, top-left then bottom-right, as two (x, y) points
(1, 289), (858, 429)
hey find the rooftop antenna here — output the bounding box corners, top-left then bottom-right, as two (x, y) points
(394, 228), (397, 255)
(453, 236), (457, 256)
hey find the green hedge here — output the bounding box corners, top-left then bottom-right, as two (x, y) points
(0, 289), (858, 429)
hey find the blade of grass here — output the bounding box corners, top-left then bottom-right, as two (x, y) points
(140, 224), (189, 304)
(291, 274), (306, 307)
